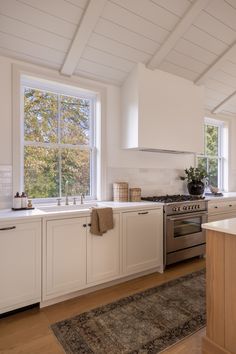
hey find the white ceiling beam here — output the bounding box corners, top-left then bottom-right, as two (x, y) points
(195, 42), (236, 85)
(147, 0), (210, 70)
(60, 0), (107, 76)
(211, 90), (236, 114)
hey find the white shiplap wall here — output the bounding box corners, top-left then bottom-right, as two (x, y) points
(0, 0), (236, 116)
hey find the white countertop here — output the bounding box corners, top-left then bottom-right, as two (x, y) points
(98, 201), (164, 209)
(205, 192), (236, 201)
(0, 201), (161, 222)
(1, 192), (236, 222)
(202, 218), (236, 236)
(0, 208), (46, 220)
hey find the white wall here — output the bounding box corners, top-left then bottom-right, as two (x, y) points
(106, 84), (194, 199)
(0, 56), (12, 208)
(229, 117), (236, 191)
(0, 56), (12, 164)
(0, 54), (235, 208)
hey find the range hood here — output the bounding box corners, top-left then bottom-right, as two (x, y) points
(121, 63), (205, 155)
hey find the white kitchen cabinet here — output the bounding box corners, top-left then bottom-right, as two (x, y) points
(121, 63), (204, 154)
(0, 220), (41, 314)
(122, 208), (163, 275)
(87, 214), (120, 285)
(208, 200), (236, 222)
(44, 217), (87, 300)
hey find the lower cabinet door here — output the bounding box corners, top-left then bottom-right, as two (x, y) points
(44, 217), (87, 299)
(0, 221), (41, 314)
(87, 214), (120, 284)
(122, 209), (163, 275)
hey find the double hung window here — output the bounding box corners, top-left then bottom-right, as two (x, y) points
(197, 118), (224, 189)
(22, 79), (96, 200)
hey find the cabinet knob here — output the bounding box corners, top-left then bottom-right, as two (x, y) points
(88, 223), (91, 227)
(229, 204), (233, 207)
(83, 224), (87, 227)
(0, 226), (16, 231)
(214, 206), (218, 208)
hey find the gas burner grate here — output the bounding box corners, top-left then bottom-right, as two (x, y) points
(141, 194), (205, 203)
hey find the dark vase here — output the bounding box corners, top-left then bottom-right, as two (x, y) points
(187, 180), (205, 196)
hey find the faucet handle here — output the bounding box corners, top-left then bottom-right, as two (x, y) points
(57, 198), (62, 206)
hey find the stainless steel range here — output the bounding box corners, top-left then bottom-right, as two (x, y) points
(142, 195), (208, 266)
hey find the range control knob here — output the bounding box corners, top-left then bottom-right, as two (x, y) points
(183, 206), (187, 210)
(172, 207), (177, 212)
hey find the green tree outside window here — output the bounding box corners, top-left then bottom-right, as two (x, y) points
(197, 121), (223, 189)
(24, 88), (94, 199)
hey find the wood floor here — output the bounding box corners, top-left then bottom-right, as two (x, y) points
(0, 258), (205, 354)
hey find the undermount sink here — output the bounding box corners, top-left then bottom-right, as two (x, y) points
(37, 203), (98, 213)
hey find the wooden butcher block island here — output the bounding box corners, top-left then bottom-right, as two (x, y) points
(202, 218), (236, 354)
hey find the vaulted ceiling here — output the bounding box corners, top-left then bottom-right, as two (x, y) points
(1, 0), (236, 116)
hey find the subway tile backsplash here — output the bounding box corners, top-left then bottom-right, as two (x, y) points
(107, 167), (187, 200)
(1, 164), (235, 208)
(0, 165), (12, 208)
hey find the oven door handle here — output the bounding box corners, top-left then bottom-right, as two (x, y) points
(166, 212), (207, 221)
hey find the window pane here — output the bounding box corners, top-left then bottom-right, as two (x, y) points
(61, 149), (90, 196)
(24, 88), (58, 143)
(24, 146), (59, 198)
(60, 95), (90, 145)
(205, 124), (218, 156)
(197, 156), (207, 171)
(208, 158), (218, 187)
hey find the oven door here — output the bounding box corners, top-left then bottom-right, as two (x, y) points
(166, 211), (207, 253)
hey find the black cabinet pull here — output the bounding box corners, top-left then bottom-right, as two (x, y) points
(138, 211), (149, 215)
(229, 204), (233, 207)
(0, 226), (16, 231)
(83, 223), (91, 227)
(88, 223), (91, 227)
(214, 206), (218, 208)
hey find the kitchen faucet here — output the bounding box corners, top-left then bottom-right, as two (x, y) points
(80, 193), (84, 204)
(65, 180), (69, 205)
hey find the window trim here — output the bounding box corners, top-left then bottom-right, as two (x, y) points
(12, 64), (107, 202)
(23, 83), (96, 200)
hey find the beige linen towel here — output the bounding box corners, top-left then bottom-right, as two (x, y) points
(90, 207), (114, 236)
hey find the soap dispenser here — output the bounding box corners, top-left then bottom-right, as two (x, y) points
(13, 192), (21, 209)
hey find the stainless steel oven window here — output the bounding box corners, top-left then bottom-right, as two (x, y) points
(173, 216), (202, 238)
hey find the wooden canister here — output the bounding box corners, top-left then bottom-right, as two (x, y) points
(129, 188), (141, 202)
(113, 182), (129, 202)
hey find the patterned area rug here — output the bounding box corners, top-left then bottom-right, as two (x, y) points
(51, 269), (206, 354)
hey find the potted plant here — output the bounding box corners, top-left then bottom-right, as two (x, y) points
(180, 166), (208, 196)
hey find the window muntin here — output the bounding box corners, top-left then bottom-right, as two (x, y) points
(197, 118), (223, 189)
(23, 85), (96, 200)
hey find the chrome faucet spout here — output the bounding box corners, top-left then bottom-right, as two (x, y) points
(80, 194), (84, 205)
(65, 181), (69, 205)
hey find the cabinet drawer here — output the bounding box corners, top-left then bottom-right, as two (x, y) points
(208, 201), (236, 214)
